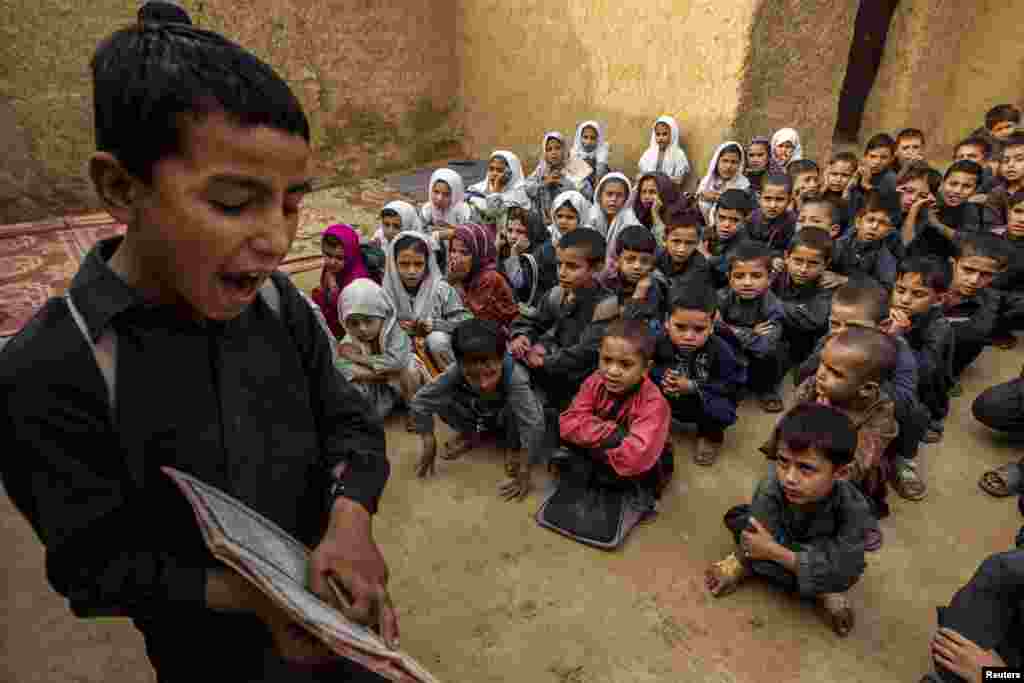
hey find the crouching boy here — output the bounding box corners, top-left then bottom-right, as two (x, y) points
(705, 404), (872, 638)
(536, 320), (672, 550)
(412, 319), (546, 500)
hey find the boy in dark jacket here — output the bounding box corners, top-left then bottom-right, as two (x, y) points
(655, 205), (712, 292)
(705, 403), (873, 637)
(747, 173), (797, 262)
(653, 284), (746, 466)
(829, 189), (901, 289)
(773, 227), (834, 372)
(705, 188), (756, 289)
(598, 224), (669, 336)
(901, 160), (987, 261)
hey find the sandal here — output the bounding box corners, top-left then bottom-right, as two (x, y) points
(818, 592), (855, 637)
(759, 393), (784, 413)
(979, 462), (1024, 497)
(864, 526), (883, 552)
(693, 437), (722, 466)
(705, 552), (750, 597)
(891, 460), (927, 501)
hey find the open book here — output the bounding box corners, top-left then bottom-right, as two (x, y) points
(161, 466), (440, 683)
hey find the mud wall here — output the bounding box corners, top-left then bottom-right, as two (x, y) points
(860, 0), (1024, 163)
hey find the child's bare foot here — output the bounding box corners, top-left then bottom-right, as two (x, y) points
(441, 435), (474, 460)
(693, 437), (721, 466)
(818, 592), (854, 637)
(705, 552), (749, 597)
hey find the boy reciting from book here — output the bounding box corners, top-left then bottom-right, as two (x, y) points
(536, 320), (672, 550)
(0, 19), (398, 682)
(412, 319), (545, 501)
(705, 403), (872, 637)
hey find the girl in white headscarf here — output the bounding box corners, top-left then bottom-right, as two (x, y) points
(587, 172), (639, 269)
(372, 199), (423, 250)
(570, 120), (611, 196)
(524, 132), (580, 224)
(769, 127), (803, 174)
(467, 150), (531, 214)
(697, 141), (750, 224)
(637, 115), (690, 185)
(383, 231), (471, 372)
(336, 279), (429, 420)
(547, 190), (592, 246)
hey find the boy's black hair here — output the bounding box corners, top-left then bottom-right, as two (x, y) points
(381, 208), (400, 219)
(833, 281), (889, 323)
(788, 159), (820, 177)
(986, 104), (1022, 130)
(762, 173), (794, 194)
(829, 327), (898, 384)
(138, 1), (193, 25)
(895, 161), (934, 187)
(896, 256), (952, 293)
(668, 283), (718, 317)
(855, 189), (900, 224)
(800, 195), (842, 228)
(956, 135), (993, 159)
(896, 128), (926, 145)
(728, 241), (773, 273)
(393, 234), (431, 258)
(559, 227), (606, 265)
(944, 159), (983, 183)
(777, 404), (857, 468)
(617, 224), (658, 255)
(452, 318), (506, 360)
(957, 232), (1010, 268)
(828, 151), (859, 167)
(663, 206), (705, 238)
(718, 188), (756, 213)
(603, 319), (655, 362)
(92, 24), (310, 185)
(788, 226), (833, 262)
(865, 133), (896, 154)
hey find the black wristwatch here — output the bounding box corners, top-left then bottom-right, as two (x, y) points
(326, 462), (350, 505)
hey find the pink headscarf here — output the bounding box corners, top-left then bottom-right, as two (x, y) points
(317, 223), (371, 338)
(452, 223), (496, 290)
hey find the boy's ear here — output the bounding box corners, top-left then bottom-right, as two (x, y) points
(89, 152), (143, 224)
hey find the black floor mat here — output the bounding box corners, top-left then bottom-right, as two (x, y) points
(383, 160), (488, 203)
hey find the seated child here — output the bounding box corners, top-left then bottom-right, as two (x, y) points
(589, 172), (638, 253)
(372, 199), (422, 251)
(829, 189), (901, 288)
(466, 150), (531, 218)
(697, 141), (750, 224)
(747, 173), (797, 264)
(884, 257), (955, 454)
(924, 548), (1024, 682)
(653, 285), (746, 465)
(769, 127), (803, 174)
(716, 242), (786, 413)
(637, 115), (691, 186)
(508, 229), (620, 411)
(901, 160), (986, 261)
(420, 167), (475, 238)
(570, 120), (611, 196)
(411, 318), (545, 501)
(788, 159), (821, 214)
(598, 224), (668, 334)
(773, 227), (833, 372)
(705, 187), (756, 289)
(706, 403), (871, 637)
(973, 103), (1021, 159)
(633, 171), (685, 244)
(383, 231), (471, 373)
(822, 151), (859, 232)
(655, 205), (712, 292)
(993, 191), (1024, 291)
(973, 370), (1024, 498)
(955, 135), (1000, 196)
(546, 189), (591, 246)
(499, 206), (557, 315)
(525, 132), (579, 224)
(311, 223), (373, 340)
(448, 223), (519, 328)
(796, 195), (842, 238)
(894, 127), (926, 173)
(845, 133), (899, 219)
(985, 133), (1024, 227)
(781, 328), (899, 537)
(536, 320), (672, 550)
(746, 136), (771, 195)
(336, 279), (429, 421)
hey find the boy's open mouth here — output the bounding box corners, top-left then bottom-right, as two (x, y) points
(219, 271), (267, 297)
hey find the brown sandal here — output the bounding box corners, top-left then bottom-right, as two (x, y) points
(818, 592), (855, 637)
(979, 463), (1023, 497)
(891, 461), (927, 501)
(706, 552), (750, 597)
(693, 437), (722, 466)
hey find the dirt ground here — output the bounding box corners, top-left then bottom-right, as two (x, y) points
(3, 219), (1023, 681)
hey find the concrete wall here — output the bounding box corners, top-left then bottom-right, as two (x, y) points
(455, 0), (759, 188)
(860, 0), (1024, 164)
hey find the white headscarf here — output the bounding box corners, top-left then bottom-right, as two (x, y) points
(571, 120), (610, 166)
(770, 128), (804, 170)
(547, 190), (592, 245)
(587, 173), (639, 266)
(697, 141), (751, 223)
(423, 168), (467, 225)
(638, 115), (690, 179)
(468, 150), (530, 210)
(529, 132), (568, 180)
(338, 278), (408, 373)
(373, 200), (423, 247)
(384, 230), (445, 321)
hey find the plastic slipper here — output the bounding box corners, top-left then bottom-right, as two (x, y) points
(706, 552), (749, 597)
(818, 592), (855, 637)
(892, 461), (927, 501)
(978, 463), (1024, 497)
